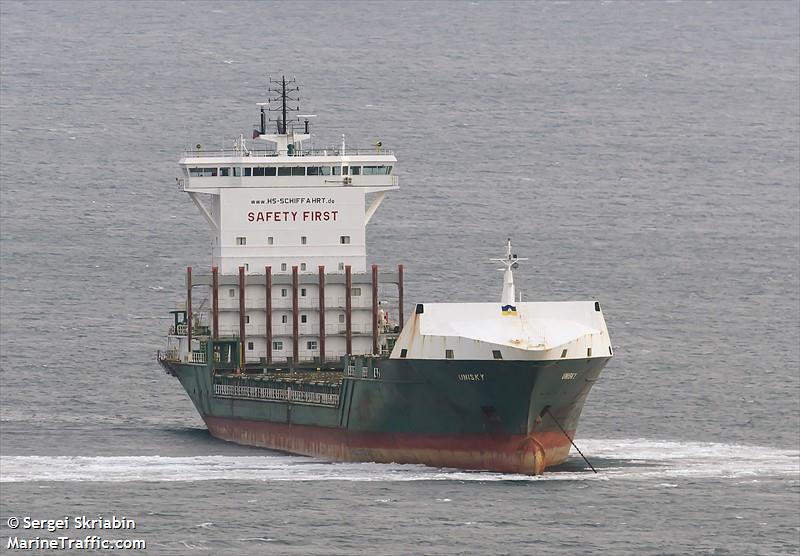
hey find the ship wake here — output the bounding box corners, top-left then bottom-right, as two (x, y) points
(1, 440), (797, 483)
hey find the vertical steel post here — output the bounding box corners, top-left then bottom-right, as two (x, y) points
(292, 265), (299, 363)
(211, 266), (219, 339)
(318, 266), (326, 364)
(187, 266), (193, 360)
(345, 265), (352, 355)
(265, 266), (272, 365)
(372, 264), (379, 355)
(398, 264), (404, 329)
(238, 266), (246, 369)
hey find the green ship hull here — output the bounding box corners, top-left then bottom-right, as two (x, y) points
(160, 353), (609, 475)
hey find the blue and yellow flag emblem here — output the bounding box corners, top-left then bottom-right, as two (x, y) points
(501, 304), (517, 316)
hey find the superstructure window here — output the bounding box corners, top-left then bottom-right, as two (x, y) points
(245, 315), (250, 324)
(233, 167), (242, 177)
(278, 167), (291, 176)
(291, 167), (305, 176)
(351, 287), (361, 297)
(265, 167), (276, 176)
(339, 314), (345, 323)
(273, 341), (283, 350)
(281, 288), (288, 297)
(492, 350), (503, 360)
(340, 236), (350, 244)
(301, 315), (308, 323)
(350, 166), (361, 175)
(361, 165), (391, 175)
(244, 167), (252, 177)
(301, 236), (307, 245)
(445, 349), (454, 359)
(280, 263), (287, 271)
(247, 342), (254, 350)
(281, 315), (288, 324)
(236, 237), (246, 245)
(253, 167), (265, 176)
(228, 289), (236, 298)
(307, 341), (318, 350)
(219, 167), (231, 177)
(400, 349), (408, 358)
(338, 262), (345, 271)
(300, 263), (307, 271)
(307, 167), (320, 176)
(188, 167), (217, 177)
(301, 288), (307, 297)
(267, 236), (274, 245)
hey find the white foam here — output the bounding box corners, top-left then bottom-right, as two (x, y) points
(0, 439), (797, 483)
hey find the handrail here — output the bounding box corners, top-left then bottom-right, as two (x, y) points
(182, 148), (395, 158)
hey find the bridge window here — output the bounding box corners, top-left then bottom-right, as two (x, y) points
(265, 167), (276, 176)
(350, 166), (360, 175)
(362, 165), (391, 175)
(273, 341), (283, 350)
(219, 167), (231, 177)
(332, 166), (341, 175)
(320, 166), (332, 176)
(233, 167), (242, 177)
(244, 167), (252, 177)
(307, 341), (318, 350)
(236, 237), (246, 245)
(307, 167), (319, 176)
(291, 167), (305, 176)
(340, 236), (350, 244)
(188, 167), (217, 177)
(278, 167), (291, 176)
(253, 167), (265, 176)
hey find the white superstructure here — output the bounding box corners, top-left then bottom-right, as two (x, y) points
(174, 77), (403, 365)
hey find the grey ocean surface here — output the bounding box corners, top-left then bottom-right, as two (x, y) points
(1, 1), (798, 554)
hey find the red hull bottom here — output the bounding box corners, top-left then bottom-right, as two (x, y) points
(204, 416), (574, 475)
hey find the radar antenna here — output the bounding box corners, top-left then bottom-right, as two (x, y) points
(260, 75), (301, 135)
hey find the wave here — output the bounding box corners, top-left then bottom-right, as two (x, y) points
(1, 439), (797, 483)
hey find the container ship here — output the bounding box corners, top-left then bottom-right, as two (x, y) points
(158, 77), (613, 475)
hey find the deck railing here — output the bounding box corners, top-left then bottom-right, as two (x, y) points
(182, 148), (395, 158)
